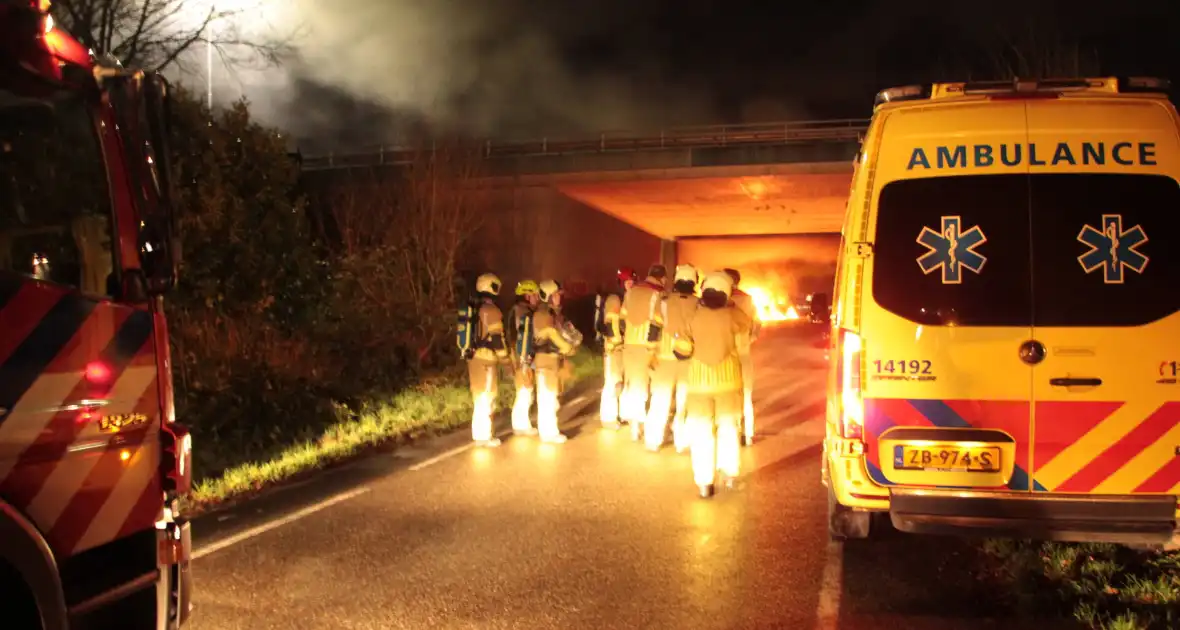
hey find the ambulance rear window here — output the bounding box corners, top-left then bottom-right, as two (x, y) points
(872, 174), (1032, 326)
(1031, 173), (1180, 327)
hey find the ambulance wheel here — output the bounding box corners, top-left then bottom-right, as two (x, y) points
(827, 484), (871, 540)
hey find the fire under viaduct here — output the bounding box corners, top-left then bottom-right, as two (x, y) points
(298, 119), (866, 304)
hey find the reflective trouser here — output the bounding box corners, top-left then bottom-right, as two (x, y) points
(687, 390), (743, 487)
(646, 358), (689, 450)
(600, 348), (623, 425)
(621, 345), (653, 437)
(468, 359), (499, 442)
(512, 366), (535, 432)
(739, 352), (755, 441)
(535, 357), (563, 440)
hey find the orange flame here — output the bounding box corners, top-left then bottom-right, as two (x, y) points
(744, 285), (799, 323)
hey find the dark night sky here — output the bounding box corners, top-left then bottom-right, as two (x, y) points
(271, 0), (1180, 151)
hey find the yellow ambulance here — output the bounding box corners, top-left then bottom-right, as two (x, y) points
(823, 78), (1180, 545)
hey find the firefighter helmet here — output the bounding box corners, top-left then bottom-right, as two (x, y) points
(701, 271), (734, 299)
(515, 279), (539, 296)
(538, 279), (563, 302)
(475, 273), (502, 296)
(722, 267), (741, 286)
(617, 266), (638, 285)
(674, 263), (698, 284)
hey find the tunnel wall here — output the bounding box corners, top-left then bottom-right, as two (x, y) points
(463, 184), (662, 336)
(676, 234), (840, 300)
(464, 184), (661, 294)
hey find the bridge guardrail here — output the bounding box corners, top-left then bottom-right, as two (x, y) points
(299, 118), (870, 170)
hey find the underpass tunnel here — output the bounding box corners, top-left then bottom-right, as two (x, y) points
(552, 165), (852, 326)
(299, 159), (853, 336)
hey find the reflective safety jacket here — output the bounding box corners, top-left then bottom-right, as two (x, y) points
(532, 305), (575, 369)
(730, 288), (761, 355)
(621, 276), (664, 347)
(602, 293), (623, 350)
(650, 291), (699, 361)
(473, 300), (509, 362)
(673, 304), (753, 394)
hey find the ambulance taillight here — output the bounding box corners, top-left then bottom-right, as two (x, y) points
(835, 329), (864, 440)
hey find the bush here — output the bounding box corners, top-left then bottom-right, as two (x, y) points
(165, 90), (341, 481)
(163, 92), (601, 495)
(981, 540), (1180, 630)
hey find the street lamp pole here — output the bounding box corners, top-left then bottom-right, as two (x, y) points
(206, 38), (213, 109)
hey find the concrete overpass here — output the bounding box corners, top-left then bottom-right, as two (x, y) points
(298, 119), (866, 307)
(299, 119), (866, 239)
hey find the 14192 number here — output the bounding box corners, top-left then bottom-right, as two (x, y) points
(874, 359), (932, 374)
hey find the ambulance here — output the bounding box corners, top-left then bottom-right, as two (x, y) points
(823, 77), (1180, 545)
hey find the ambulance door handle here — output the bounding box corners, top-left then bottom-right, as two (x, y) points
(1049, 377), (1102, 387)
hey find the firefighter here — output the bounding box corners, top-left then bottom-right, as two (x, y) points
(619, 264), (667, 441)
(674, 271), (753, 498)
(510, 279), (541, 436)
(468, 272), (510, 447)
(598, 267), (637, 429)
(724, 268), (761, 446)
(533, 279), (579, 443)
(645, 263), (699, 452)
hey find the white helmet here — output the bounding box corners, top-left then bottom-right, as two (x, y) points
(538, 279), (562, 302)
(475, 273), (502, 296)
(700, 271), (733, 299)
(674, 263), (698, 284)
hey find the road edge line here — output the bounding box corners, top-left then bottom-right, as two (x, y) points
(815, 539), (843, 629)
(193, 486), (371, 560)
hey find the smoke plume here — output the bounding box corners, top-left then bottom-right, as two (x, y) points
(208, 0), (718, 150)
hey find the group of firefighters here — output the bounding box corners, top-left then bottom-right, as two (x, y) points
(463, 263), (760, 498)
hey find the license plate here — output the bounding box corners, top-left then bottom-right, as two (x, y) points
(893, 445), (1001, 472)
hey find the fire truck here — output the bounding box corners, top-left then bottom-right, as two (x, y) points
(0, 1), (192, 628)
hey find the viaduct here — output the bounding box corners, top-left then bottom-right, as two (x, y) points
(298, 119), (866, 303)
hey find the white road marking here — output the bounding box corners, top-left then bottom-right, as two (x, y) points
(815, 540), (843, 630)
(197, 390), (602, 556)
(407, 440), (484, 471)
(193, 486), (371, 560)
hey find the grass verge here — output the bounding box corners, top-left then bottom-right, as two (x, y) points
(182, 350), (603, 515)
(980, 539), (1180, 629)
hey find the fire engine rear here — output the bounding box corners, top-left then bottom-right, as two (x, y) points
(0, 1), (192, 628)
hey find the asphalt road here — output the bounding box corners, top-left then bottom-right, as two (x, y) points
(187, 326), (1080, 630)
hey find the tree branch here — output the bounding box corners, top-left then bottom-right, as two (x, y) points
(154, 5), (214, 71)
(123, 0), (155, 65)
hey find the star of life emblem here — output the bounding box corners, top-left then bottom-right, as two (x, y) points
(916, 216), (988, 284)
(1077, 214), (1149, 283)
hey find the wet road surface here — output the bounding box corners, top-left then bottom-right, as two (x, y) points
(188, 327), (1080, 630)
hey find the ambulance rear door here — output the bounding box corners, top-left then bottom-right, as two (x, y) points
(1025, 98), (1180, 497)
(859, 100), (1037, 492)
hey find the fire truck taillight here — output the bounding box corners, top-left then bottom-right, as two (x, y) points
(834, 329), (864, 440)
(160, 422), (192, 498)
(84, 360), (112, 384)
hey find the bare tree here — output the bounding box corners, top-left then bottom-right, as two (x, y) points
(985, 29), (1100, 80)
(51, 0), (291, 72)
(948, 1), (1101, 79)
(324, 137), (486, 366)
